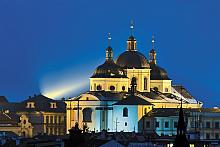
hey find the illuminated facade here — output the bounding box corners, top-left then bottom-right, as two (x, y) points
(0, 95), (66, 137)
(65, 24), (203, 133)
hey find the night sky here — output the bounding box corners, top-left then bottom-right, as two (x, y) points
(0, 0), (219, 107)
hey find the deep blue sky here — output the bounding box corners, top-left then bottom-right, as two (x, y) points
(0, 0), (219, 107)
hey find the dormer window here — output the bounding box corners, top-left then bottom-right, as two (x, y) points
(26, 102), (35, 108)
(50, 102), (57, 108)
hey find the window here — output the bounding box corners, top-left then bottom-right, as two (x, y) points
(94, 83), (96, 91)
(50, 116), (53, 124)
(156, 121), (159, 128)
(102, 111), (105, 121)
(110, 86), (115, 91)
(165, 88), (169, 92)
(50, 102), (57, 108)
(122, 86), (125, 91)
(58, 116), (61, 124)
(97, 85), (102, 91)
(144, 77), (147, 90)
(165, 121), (169, 128)
(206, 133), (210, 139)
(144, 108), (147, 115)
(206, 122), (210, 128)
(123, 107), (128, 117)
(46, 116), (49, 123)
(26, 102), (35, 108)
(54, 116), (57, 124)
(215, 122), (219, 129)
(146, 121), (150, 128)
(82, 108), (92, 122)
(125, 122), (127, 126)
(215, 133), (219, 139)
(174, 121), (178, 128)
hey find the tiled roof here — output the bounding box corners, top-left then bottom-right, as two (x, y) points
(15, 95), (66, 113)
(172, 85), (194, 99)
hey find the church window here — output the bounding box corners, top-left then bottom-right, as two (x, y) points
(165, 121), (169, 128)
(122, 86), (125, 91)
(125, 122), (127, 126)
(86, 97), (89, 101)
(123, 107), (128, 117)
(97, 85), (102, 91)
(144, 77), (147, 90)
(153, 87), (158, 91)
(156, 121), (159, 128)
(83, 108), (92, 122)
(110, 86), (115, 91)
(146, 121), (150, 128)
(165, 88), (169, 92)
(144, 108), (147, 114)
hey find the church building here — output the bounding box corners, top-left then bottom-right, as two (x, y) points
(65, 23), (203, 133)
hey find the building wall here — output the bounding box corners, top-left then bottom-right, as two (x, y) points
(65, 94), (117, 133)
(113, 105), (138, 132)
(90, 78), (129, 92)
(126, 69), (151, 92)
(150, 80), (172, 93)
(0, 126), (21, 136)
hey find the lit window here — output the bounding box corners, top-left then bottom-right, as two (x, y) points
(26, 102), (35, 108)
(144, 77), (147, 90)
(123, 107), (128, 117)
(50, 102), (57, 108)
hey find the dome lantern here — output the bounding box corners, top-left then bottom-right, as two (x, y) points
(149, 34), (157, 65)
(127, 20), (137, 51)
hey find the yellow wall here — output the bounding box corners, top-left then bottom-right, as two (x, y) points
(150, 80), (172, 93)
(90, 78), (129, 92)
(126, 69), (151, 92)
(137, 105), (153, 121)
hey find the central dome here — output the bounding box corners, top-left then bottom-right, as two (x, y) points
(91, 60), (127, 78)
(116, 51), (150, 69)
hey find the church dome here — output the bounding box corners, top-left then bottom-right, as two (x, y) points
(150, 63), (170, 80)
(116, 51), (150, 69)
(91, 60), (127, 78)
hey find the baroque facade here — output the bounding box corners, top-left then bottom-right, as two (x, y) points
(65, 24), (203, 133)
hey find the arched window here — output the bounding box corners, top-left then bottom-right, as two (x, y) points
(97, 85), (102, 91)
(144, 108), (147, 115)
(123, 107), (128, 117)
(165, 88), (168, 92)
(144, 77), (147, 90)
(83, 108), (92, 122)
(122, 86), (125, 91)
(110, 85), (115, 91)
